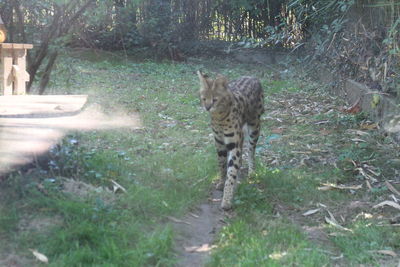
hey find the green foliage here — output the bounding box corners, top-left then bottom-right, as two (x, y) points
(383, 15), (400, 56)
(286, 0), (355, 48)
(2, 0), (398, 63)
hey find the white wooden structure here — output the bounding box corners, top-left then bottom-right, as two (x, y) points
(0, 95), (141, 175)
(0, 43), (33, 95)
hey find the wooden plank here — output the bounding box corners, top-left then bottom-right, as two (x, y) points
(0, 43), (33, 49)
(0, 95), (88, 116)
(0, 102), (141, 175)
(12, 48), (30, 94)
(0, 48), (13, 95)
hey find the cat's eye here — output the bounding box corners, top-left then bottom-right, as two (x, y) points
(213, 98), (218, 102)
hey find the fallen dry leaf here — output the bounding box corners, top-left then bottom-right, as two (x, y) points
(302, 208), (321, 216)
(325, 217), (353, 232)
(373, 201), (400, 211)
(189, 212), (200, 218)
(271, 127), (284, 134)
(184, 243), (217, 253)
(326, 210), (338, 224)
(269, 251), (288, 260)
(110, 179), (127, 193)
(166, 216), (191, 225)
(385, 181), (400, 197)
(346, 129), (370, 136)
(314, 120), (330, 125)
(29, 249), (49, 264)
(330, 253), (344, 260)
(318, 183), (362, 191)
(344, 98), (361, 114)
(390, 195), (399, 203)
(351, 138), (366, 143)
(325, 210), (353, 232)
(370, 250), (398, 257)
(356, 167), (377, 183)
(360, 123), (378, 130)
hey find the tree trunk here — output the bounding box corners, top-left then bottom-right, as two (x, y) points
(39, 51), (58, 95)
(27, 0), (94, 93)
(13, 0), (26, 43)
(27, 19), (59, 92)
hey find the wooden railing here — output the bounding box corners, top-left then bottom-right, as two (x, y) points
(0, 43), (33, 95)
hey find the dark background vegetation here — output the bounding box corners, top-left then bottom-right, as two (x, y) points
(0, 2), (399, 265)
(0, 0), (398, 96)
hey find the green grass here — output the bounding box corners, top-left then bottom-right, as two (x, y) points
(1, 51), (217, 266)
(209, 219), (329, 266)
(206, 76), (400, 266)
(330, 220), (400, 263)
(1, 50), (399, 266)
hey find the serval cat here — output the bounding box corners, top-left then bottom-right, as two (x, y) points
(198, 71), (264, 210)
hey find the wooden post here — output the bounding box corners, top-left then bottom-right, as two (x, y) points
(0, 43), (33, 95)
(0, 47), (13, 95)
(13, 48), (30, 95)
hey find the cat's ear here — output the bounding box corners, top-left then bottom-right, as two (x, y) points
(214, 74), (228, 89)
(197, 71), (211, 90)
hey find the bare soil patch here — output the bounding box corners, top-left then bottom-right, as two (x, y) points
(0, 253), (35, 267)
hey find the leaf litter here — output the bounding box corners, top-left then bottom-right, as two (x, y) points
(373, 201), (400, 211)
(318, 183), (363, 191)
(257, 76), (400, 264)
(325, 210), (353, 233)
(302, 208), (321, 216)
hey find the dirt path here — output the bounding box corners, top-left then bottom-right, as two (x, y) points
(173, 189), (225, 267)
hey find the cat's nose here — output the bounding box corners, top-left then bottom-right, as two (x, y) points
(205, 104), (212, 111)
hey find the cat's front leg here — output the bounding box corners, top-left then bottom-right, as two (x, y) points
(214, 134), (227, 190)
(221, 142), (241, 210)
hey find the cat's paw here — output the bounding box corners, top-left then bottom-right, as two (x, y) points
(221, 200), (232, 210)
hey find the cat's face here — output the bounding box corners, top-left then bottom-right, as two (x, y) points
(198, 71), (231, 113)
